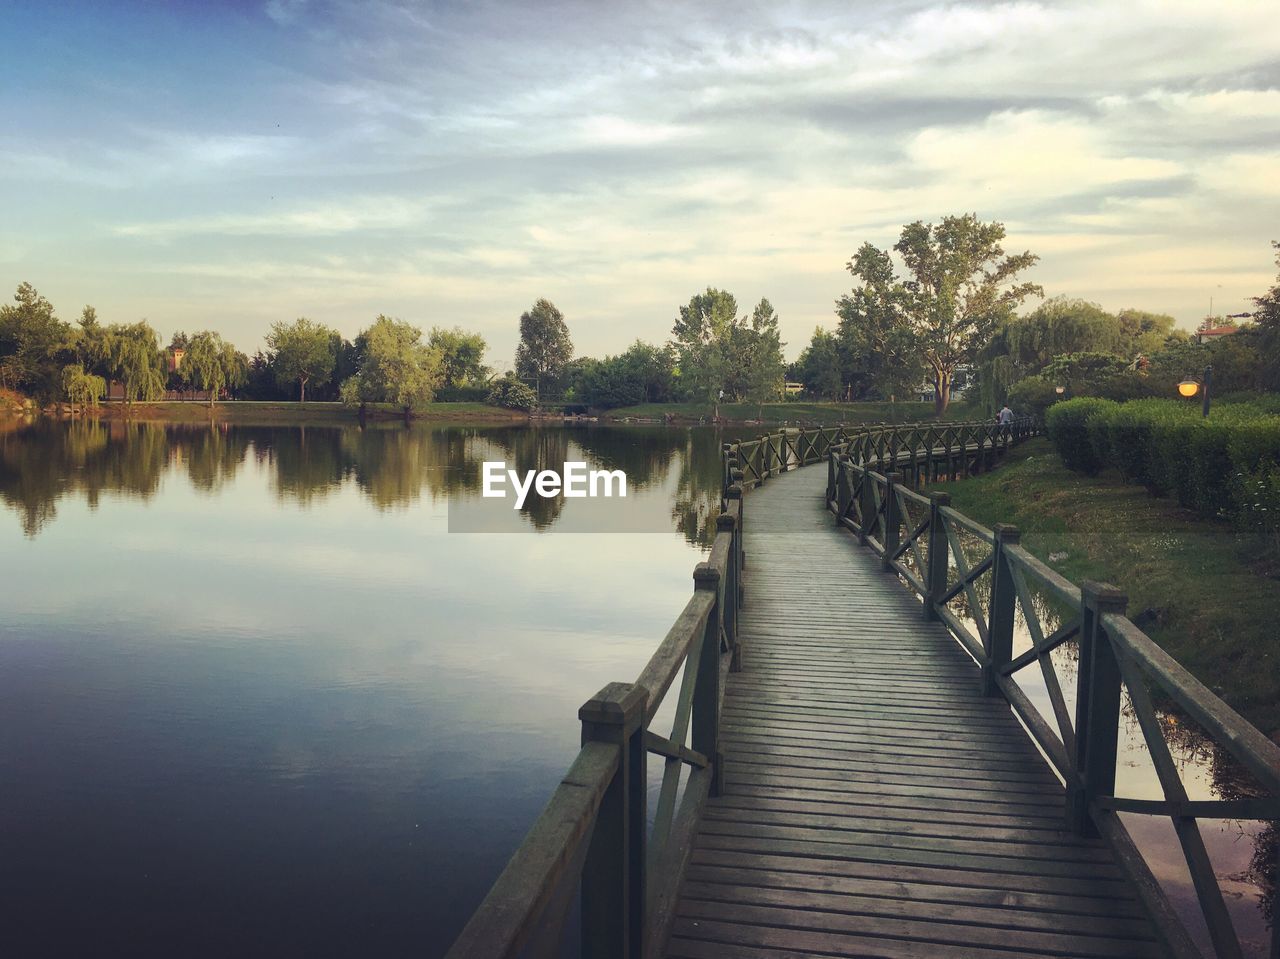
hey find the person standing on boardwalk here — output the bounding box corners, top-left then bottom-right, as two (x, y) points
(998, 404), (1014, 426)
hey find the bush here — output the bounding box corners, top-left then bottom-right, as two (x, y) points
(1006, 376), (1063, 418)
(486, 375), (537, 412)
(1045, 397), (1118, 474)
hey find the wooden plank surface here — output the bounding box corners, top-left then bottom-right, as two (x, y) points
(664, 467), (1159, 959)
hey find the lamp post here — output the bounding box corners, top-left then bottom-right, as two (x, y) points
(1177, 365), (1212, 418)
(1054, 385), (1065, 396)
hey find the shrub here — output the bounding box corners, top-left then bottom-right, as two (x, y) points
(1006, 376), (1063, 418)
(1045, 397), (1118, 474)
(485, 375), (538, 411)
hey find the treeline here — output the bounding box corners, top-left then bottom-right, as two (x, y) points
(498, 290), (786, 410)
(0, 283), (490, 409)
(0, 282), (788, 413)
(793, 217), (1280, 414)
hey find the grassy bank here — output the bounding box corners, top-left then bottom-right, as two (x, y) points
(602, 399), (984, 425)
(67, 400), (526, 425)
(935, 438), (1280, 736)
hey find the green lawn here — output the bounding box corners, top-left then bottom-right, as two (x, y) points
(84, 400), (522, 424)
(935, 438), (1280, 736)
(603, 399), (986, 425)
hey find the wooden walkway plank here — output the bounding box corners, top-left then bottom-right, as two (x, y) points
(663, 467), (1159, 959)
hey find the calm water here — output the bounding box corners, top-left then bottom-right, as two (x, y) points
(0, 417), (736, 957)
(2, 418), (1273, 956)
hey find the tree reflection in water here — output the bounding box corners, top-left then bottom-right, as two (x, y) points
(0, 418), (730, 544)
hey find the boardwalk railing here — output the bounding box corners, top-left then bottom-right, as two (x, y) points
(734, 418), (1279, 959)
(445, 483), (744, 959)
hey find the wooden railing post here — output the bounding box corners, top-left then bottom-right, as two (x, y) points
(924, 492), (950, 620)
(693, 564), (724, 797)
(726, 482), (745, 578)
(721, 443), (734, 495)
(882, 472), (902, 569)
(835, 456), (851, 525)
(859, 468), (874, 546)
(983, 524), (1020, 697)
(1067, 582), (1128, 836)
(715, 512), (741, 672)
(579, 682), (648, 959)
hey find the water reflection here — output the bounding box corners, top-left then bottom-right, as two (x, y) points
(0, 419), (733, 544)
(0, 416), (742, 958)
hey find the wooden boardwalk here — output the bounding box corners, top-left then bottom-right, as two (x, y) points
(664, 467), (1163, 959)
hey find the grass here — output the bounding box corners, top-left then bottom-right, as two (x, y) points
(69, 400), (524, 424)
(935, 438), (1280, 736)
(603, 399), (987, 425)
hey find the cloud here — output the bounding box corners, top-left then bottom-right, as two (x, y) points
(6, 0), (1280, 357)
(113, 197), (434, 238)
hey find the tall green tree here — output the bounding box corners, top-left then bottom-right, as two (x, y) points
(108, 321), (166, 403)
(795, 328), (844, 400)
(341, 316), (443, 410)
(671, 288), (739, 402)
(848, 215), (1042, 413)
(76, 306), (113, 378)
(730, 298), (786, 402)
(184, 331), (243, 407)
(429, 327), (489, 388)
(515, 299), (572, 400)
(0, 282), (73, 399)
(266, 317), (336, 402)
(835, 251), (924, 401)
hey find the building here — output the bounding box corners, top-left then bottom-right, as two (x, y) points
(1193, 325), (1239, 345)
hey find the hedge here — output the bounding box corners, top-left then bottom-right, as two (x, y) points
(1046, 396), (1280, 545)
(1044, 398), (1118, 474)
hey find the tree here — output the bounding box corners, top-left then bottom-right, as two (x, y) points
(848, 215), (1042, 413)
(1248, 241), (1280, 390)
(671, 288), (739, 401)
(729, 299), (786, 403)
(108, 321), (166, 403)
(0, 282), (73, 399)
(796, 328), (844, 400)
(340, 315), (442, 410)
(515, 299), (572, 400)
(184, 331), (242, 406)
(429, 327), (490, 388)
(76, 306), (112, 378)
(266, 317), (336, 402)
(60, 364), (106, 411)
(835, 252), (924, 401)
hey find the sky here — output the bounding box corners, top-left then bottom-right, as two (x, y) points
(2, 0), (1279, 364)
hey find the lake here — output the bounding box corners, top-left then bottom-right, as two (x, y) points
(0, 417), (1272, 956)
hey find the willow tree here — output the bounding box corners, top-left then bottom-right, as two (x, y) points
(184, 331), (244, 407)
(847, 215), (1042, 413)
(108, 321), (166, 403)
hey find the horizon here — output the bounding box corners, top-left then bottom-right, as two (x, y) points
(3, 0), (1279, 363)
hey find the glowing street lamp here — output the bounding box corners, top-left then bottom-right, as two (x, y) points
(1054, 385), (1065, 395)
(1177, 365), (1212, 417)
